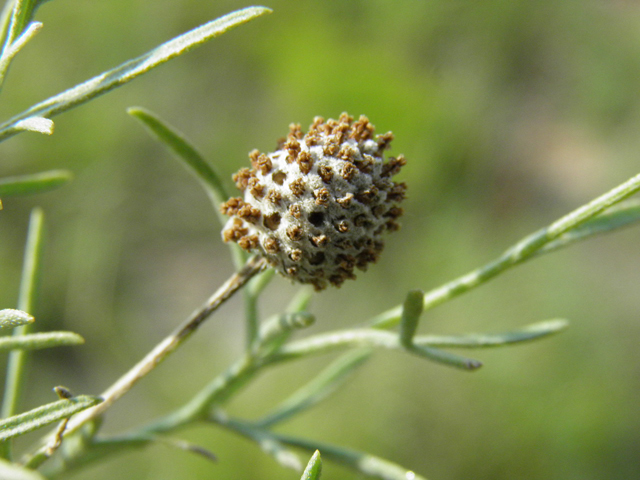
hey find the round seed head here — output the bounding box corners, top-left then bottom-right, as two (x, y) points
(221, 113), (406, 290)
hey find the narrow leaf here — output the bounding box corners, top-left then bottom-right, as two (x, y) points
(0, 20), (42, 86)
(416, 319), (569, 348)
(301, 451), (322, 480)
(247, 267), (276, 297)
(539, 200), (640, 255)
(408, 344), (482, 371)
(23, 436), (151, 472)
(399, 290), (424, 348)
(4, 0), (45, 45)
(14, 116), (53, 135)
(270, 329), (479, 371)
(271, 432), (428, 480)
(0, 331), (84, 352)
(257, 312), (316, 354)
(0, 395), (102, 441)
(127, 107), (249, 270)
(0, 309), (34, 329)
(0, 170), (72, 196)
(0, 7), (272, 143)
(257, 349), (371, 428)
(127, 107), (229, 213)
(287, 287), (315, 314)
(0, 458), (47, 480)
(212, 413), (303, 472)
(151, 436), (217, 463)
(370, 173), (640, 331)
(254, 287), (315, 354)
(2, 208), (45, 419)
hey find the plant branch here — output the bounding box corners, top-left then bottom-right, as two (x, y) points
(371, 171), (640, 329)
(52, 256), (266, 439)
(213, 415), (428, 480)
(0, 6), (271, 144)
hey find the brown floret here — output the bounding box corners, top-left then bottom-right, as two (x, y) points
(237, 203), (261, 224)
(286, 225), (303, 241)
(254, 154), (273, 175)
(381, 155), (406, 177)
(387, 182), (407, 202)
(350, 116), (375, 141)
(263, 236), (280, 254)
(376, 132), (394, 153)
(289, 178), (306, 197)
(238, 234), (259, 250)
(289, 204), (302, 218)
(233, 168), (254, 192)
(318, 165), (333, 183)
(297, 151), (314, 174)
(220, 197), (245, 216)
(314, 187), (331, 206)
(248, 178), (265, 198)
(341, 163), (357, 181)
(265, 189), (282, 206)
(288, 123), (303, 140)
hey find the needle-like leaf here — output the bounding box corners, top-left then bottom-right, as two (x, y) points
(0, 309), (34, 330)
(0, 331), (84, 352)
(0, 395), (102, 441)
(399, 290), (424, 348)
(257, 349), (371, 428)
(301, 450), (322, 480)
(0, 7), (272, 143)
(0, 170), (72, 197)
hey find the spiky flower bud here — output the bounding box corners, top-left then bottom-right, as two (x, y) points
(221, 113), (406, 291)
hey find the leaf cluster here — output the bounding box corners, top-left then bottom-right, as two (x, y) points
(0, 2), (639, 480)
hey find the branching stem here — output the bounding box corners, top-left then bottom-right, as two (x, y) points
(60, 256), (266, 437)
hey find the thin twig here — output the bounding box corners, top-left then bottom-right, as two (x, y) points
(61, 256), (266, 437)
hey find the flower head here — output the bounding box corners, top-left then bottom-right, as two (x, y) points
(221, 113), (406, 290)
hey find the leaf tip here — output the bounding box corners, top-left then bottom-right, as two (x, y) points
(0, 308), (35, 329)
(302, 450), (322, 479)
(126, 106), (147, 118)
(465, 359), (483, 371)
(399, 289), (424, 348)
(14, 117), (54, 135)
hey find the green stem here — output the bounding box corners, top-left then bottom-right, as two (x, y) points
(371, 171), (640, 329)
(0, 6), (272, 143)
(244, 290), (259, 349)
(1, 208), (45, 460)
(137, 353), (262, 435)
(25, 257), (266, 471)
(215, 416), (428, 480)
(244, 268), (276, 348)
(59, 257), (266, 438)
(1, 209), (45, 414)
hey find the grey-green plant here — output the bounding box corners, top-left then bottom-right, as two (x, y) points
(0, 2), (639, 479)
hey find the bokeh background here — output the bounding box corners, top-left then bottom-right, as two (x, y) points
(1, 1), (640, 478)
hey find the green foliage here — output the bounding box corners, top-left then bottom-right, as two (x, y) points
(0, 1), (639, 480)
(0, 331), (83, 351)
(0, 458), (46, 480)
(0, 395), (101, 441)
(0, 309), (33, 329)
(0, 6), (272, 143)
(301, 451), (322, 480)
(0, 170), (71, 197)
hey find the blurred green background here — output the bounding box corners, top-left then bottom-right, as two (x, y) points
(1, 0), (640, 478)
